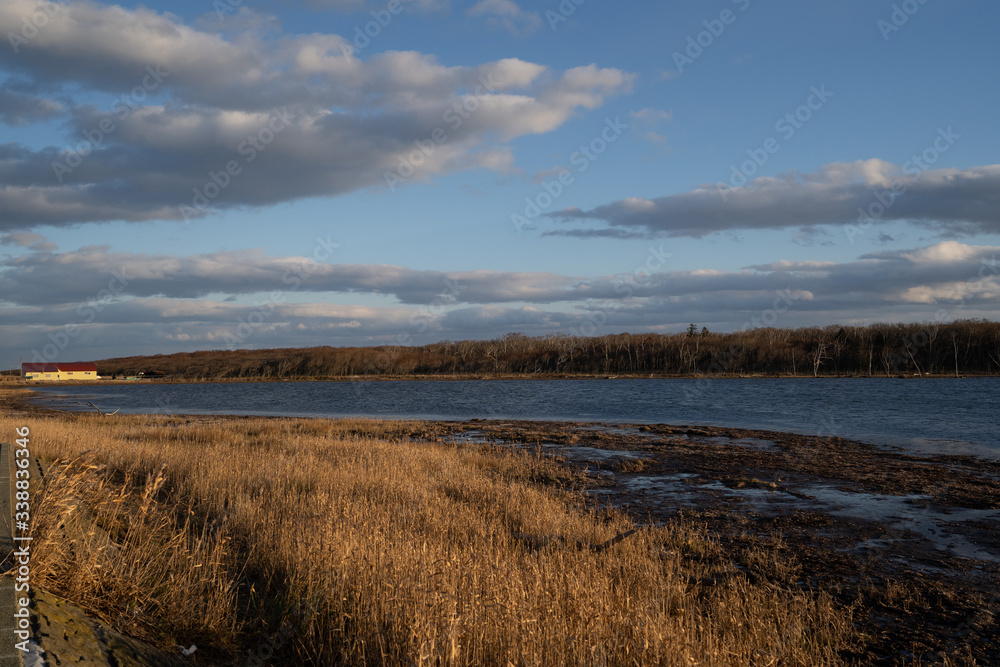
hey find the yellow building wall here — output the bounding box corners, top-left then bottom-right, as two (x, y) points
(61, 371), (96, 380)
(24, 370), (97, 381)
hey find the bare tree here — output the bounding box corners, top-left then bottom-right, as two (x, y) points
(811, 340), (830, 378)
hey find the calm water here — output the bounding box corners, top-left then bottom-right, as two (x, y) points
(31, 378), (1000, 459)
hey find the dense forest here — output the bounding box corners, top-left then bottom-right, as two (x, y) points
(90, 320), (1000, 380)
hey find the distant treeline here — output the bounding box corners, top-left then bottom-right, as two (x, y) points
(93, 320), (1000, 380)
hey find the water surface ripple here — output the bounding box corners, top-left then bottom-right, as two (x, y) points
(31, 378), (999, 459)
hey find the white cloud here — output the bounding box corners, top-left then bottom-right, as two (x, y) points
(0, 2), (633, 230)
(0, 231), (56, 250)
(466, 0), (542, 35)
(630, 108), (672, 123)
(547, 160), (1000, 238)
(894, 240), (983, 264)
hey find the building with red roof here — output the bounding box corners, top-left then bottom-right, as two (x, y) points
(22, 362), (98, 381)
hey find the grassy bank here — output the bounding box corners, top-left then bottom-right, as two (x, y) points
(3, 388), (855, 665)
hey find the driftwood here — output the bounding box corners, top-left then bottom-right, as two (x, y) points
(76, 401), (120, 416)
(513, 527), (642, 553)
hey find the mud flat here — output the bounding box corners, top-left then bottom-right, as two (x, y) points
(433, 419), (1000, 665)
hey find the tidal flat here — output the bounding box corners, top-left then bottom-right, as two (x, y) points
(441, 419), (1000, 664)
(3, 387), (997, 665)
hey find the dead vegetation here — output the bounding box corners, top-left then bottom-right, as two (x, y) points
(1, 387), (857, 665)
(29, 459), (239, 651)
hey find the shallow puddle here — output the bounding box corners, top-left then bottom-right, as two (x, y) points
(553, 445), (646, 461)
(598, 468), (1000, 563)
(611, 473), (709, 506)
(797, 485), (1000, 562)
(448, 430), (502, 445)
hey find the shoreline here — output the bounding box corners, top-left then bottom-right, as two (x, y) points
(19, 382), (1000, 464)
(5, 371), (1000, 386)
(4, 388), (998, 664)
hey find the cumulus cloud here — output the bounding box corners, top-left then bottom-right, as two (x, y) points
(546, 159), (1000, 238)
(0, 1), (632, 230)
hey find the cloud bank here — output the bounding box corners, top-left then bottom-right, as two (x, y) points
(0, 0), (632, 230)
(2, 240), (996, 361)
(547, 158), (1000, 238)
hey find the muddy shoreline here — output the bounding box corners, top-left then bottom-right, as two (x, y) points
(410, 419), (999, 665)
(9, 388), (999, 665)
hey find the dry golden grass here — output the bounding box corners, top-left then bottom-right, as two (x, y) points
(2, 388), (854, 665)
(29, 458), (240, 647)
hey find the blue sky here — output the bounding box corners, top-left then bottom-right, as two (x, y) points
(1, 0), (999, 366)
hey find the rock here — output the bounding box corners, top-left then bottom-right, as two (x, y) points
(31, 588), (186, 667)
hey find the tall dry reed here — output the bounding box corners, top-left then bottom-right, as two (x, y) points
(2, 390), (854, 665)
